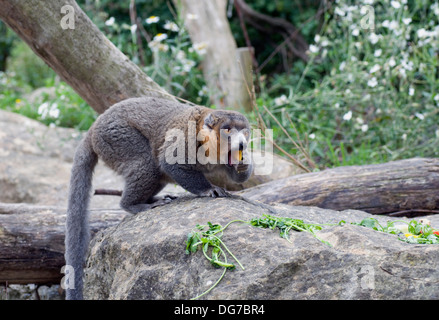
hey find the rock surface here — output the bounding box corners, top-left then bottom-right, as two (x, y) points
(0, 109), (124, 208)
(84, 196), (439, 300)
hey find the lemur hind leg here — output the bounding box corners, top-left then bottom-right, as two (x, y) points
(94, 123), (169, 214)
(119, 159), (169, 214)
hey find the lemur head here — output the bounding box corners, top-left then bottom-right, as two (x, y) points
(199, 110), (253, 183)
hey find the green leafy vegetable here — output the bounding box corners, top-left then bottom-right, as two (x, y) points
(248, 214), (332, 246)
(352, 218), (439, 244)
(186, 219), (246, 300)
(186, 215), (439, 300)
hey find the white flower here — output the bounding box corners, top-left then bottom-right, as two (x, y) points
(309, 44), (319, 53)
(309, 133), (316, 140)
(314, 35), (321, 43)
(389, 20), (399, 30)
(334, 103), (340, 109)
(352, 28), (360, 37)
(339, 61), (346, 71)
(198, 86), (209, 97)
(38, 102), (59, 119)
(369, 64), (381, 74)
(434, 94), (439, 101)
(374, 49), (382, 57)
(176, 50), (186, 61)
(356, 117), (364, 125)
(163, 21), (179, 32)
(130, 24), (137, 34)
(146, 16), (160, 24)
(364, 0), (374, 4)
(399, 68), (407, 78)
(182, 59), (196, 72)
(417, 28), (428, 38)
(148, 41), (169, 52)
(388, 57), (396, 67)
(105, 17), (115, 26)
(38, 102), (50, 118)
(192, 42), (208, 55)
(431, 3), (439, 16)
(368, 32), (380, 44)
(401, 58), (413, 71)
(383, 20), (399, 30)
(343, 111), (352, 121)
(153, 33), (168, 42)
(415, 112), (425, 120)
(409, 87), (415, 96)
(49, 103), (60, 118)
(274, 95), (288, 106)
(320, 39), (330, 47)
(367, 77), (378, 87)
(158, 43), (169, 52)
(390, 1), (401, 9)
(402, 18), (412, 25)
(402, 133), (407, 140)
(334, 7), (345, 16)
(361, 124), (369, 132)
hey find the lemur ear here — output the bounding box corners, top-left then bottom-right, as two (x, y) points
(203, 113), (218, 129)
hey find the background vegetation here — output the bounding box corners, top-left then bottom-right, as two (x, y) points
(0, 0), (438, 169)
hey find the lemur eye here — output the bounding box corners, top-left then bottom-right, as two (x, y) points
(222, 128), (231, 134)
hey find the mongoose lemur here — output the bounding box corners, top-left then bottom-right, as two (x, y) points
(65, 97), (253, 299)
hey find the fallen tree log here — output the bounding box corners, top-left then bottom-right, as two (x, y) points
(240, 157), (439, 216)
(1, 157), (439, 285)
(0, 204), (128, 285)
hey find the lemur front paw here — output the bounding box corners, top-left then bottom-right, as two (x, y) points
(201, 186), (230, 198)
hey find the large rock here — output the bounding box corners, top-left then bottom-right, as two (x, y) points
(0, 109), (125, 208)
(84, 196), (439, 300)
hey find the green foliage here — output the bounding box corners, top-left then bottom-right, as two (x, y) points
(262, 0), (439, 168)
(186, 220), (246, 300)
(0, 72), (96, 131)
(351, 217), (439, 244)
(33, 80), (97, 131)
(6, 41), (56, 90)
(79, 0), (207, 104)
(1, 0), (438, 170)
(249, 214), (331, 246)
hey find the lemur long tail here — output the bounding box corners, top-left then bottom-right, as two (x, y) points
(65, 132), (98, 300)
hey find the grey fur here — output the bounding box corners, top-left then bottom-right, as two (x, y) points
(64, 97), (253, 300)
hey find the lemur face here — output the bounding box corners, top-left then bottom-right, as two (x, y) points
(201, 110), (253, 181)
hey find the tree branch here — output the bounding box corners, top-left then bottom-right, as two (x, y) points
(0, 0), (173, 114)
